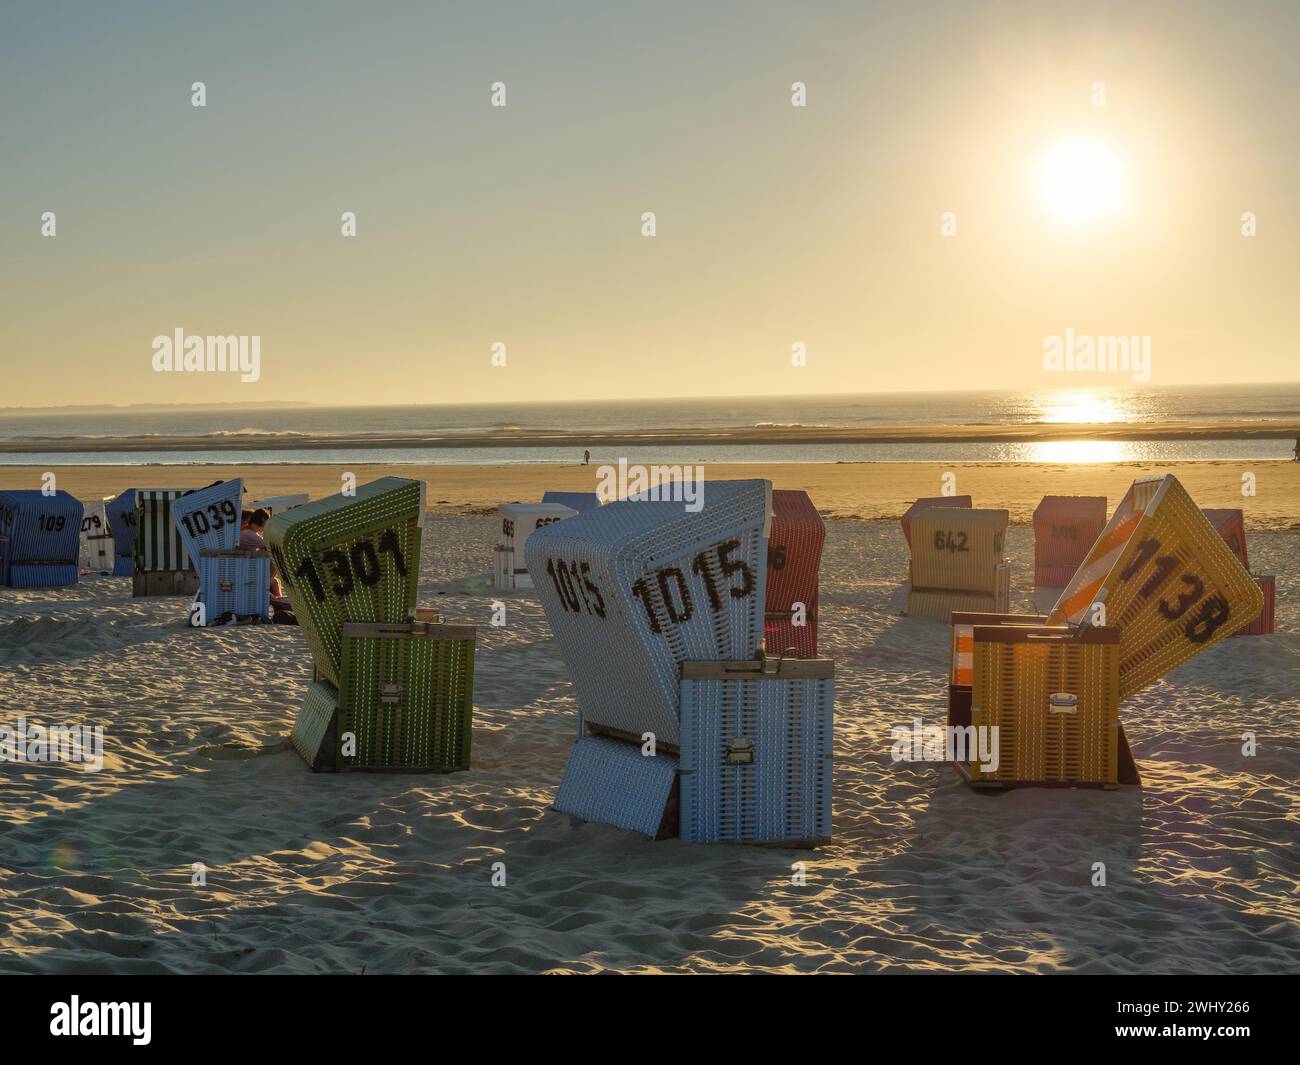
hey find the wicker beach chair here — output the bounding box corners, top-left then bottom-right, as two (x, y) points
(0, 490), (84, 588)
(132, 490), (199, 596)
(527, 479), (771, 747)
(1033, 495), (1107, 588)
(678, 657), (834, 844)
(78, 499), (116, 577)
(763, 489), (825, 658)
(494, 502), (579, 590)
(541, 491), (602, 513)
(104, 490), (137, 576)
(906, 508), (1010, 622)
(269, 478), (476, 773)
(1048, 475), (1262, 699)
(537, 480), (776, 840)
(172, 479), (268, 623)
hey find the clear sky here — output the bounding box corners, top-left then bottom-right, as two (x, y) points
(2, 0), (1297, 408)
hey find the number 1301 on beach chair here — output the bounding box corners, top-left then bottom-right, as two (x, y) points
(267, 477), (478, 772)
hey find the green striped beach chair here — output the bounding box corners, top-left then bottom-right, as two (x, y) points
(268, 478), (478, 772)
(132, 490), (199, 596)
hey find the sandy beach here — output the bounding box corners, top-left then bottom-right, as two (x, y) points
(1, 471), (1296, 974)
(6, 458), (1300, 529)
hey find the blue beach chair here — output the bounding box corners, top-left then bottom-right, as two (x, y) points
(104, 490), (138, 576)
(173, 479), (269, 624)
(0, 490), (84, 587)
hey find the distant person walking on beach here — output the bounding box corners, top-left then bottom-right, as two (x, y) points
(583, 449), (590, 465)
(1294, 437), (1299, 461)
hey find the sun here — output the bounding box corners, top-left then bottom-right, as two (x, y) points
(1036, 139), (1124, 223)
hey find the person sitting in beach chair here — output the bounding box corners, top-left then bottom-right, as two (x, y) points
(240, 508), (296, 622)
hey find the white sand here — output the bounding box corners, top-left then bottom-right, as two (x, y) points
(1, 516), (1296, 974)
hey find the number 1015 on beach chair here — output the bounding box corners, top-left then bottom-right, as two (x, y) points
(266, 477), (477, 772)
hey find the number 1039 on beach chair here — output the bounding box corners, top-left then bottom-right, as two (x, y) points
(173, 479), (269, 624)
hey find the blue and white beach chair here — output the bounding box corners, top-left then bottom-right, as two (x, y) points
(78, 499), (116, 577)
(104, 490), (138, 576)
(528, 479), (781, 839)
(173, 479), (269, 624)
(0, 490), (84, 588)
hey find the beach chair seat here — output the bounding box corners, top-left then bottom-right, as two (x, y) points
(132, 490), (199, 596)
(541, 491), (602, 513)
(763, 489), (825, 658)
(958, 623), (1135, 787)
(901, 495), (972, 549)
(1033, 495), (1107, 588)
(678, 657), (833, 844)
(525, 479), (771, 747)
(0, 490), (84, 588)
(78, 499), (115, 577)
(552, 733), (679, 838)
(195, 550), (270, 624)
(1049, 476), (1262, 699)
(105, 490), (138, 576)
(265, 477), (425, 688)
(495, 502), (578, 589)
(906, 508), (1010, 622)
(290, 621), (476, 771)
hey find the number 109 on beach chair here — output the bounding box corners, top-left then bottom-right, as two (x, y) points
(267, 477), (478, 772)
(0, 490), (83, 588)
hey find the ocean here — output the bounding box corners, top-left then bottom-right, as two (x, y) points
(1, 384), (1296, 466)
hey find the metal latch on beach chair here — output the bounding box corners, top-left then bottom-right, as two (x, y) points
(378, 683), (403, 706)
(725, 737), (755, 765)
(1049, 692), (1078, 715)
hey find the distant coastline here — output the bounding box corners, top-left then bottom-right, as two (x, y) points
(1, 419), (1295, 454)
